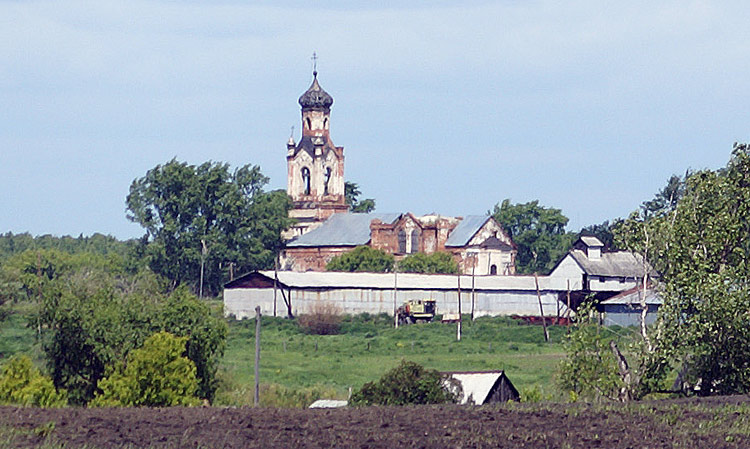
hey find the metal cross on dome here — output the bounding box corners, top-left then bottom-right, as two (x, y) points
(311, 52), (318, 75)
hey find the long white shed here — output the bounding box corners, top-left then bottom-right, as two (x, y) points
(223, 271), (572, 320)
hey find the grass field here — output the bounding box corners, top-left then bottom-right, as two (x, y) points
(0, 299), (593, 404)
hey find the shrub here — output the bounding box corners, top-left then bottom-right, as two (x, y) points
(326, 246), (394, 272)
(91, 332), (200, 407)
(298, 302), (342, 335)
(350, 360), (459, 406)
(0, 355), (67, 407)
(398, 252), (459, 274)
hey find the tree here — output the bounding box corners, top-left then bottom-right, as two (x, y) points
(398, 252), (459, 274)
(326, 246), (394, 272)
(126, 159), (293, 296)
(350, 360), (459, 406)
(558, 303), (621, 401)
(615, 143), (750, 396)
(0, 355), (67, 407)
(92, 332), (200, 407)
(491, 199), (576, 274)
(641, 173), (687, 218)
(38, 276), (226, 405)
(345, 181), (376, 213)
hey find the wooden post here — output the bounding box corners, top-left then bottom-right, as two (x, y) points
(534, 273), (549, 342)
(470, 253), (476, 321)
(566, 279), (572, 329)
(254, 306), (261, 406)
(393, 266), (399, 328)
(273, 257), (278, 317)
(457, 273), (462, 342)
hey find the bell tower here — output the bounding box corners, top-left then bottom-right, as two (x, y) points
(284, 69), (348, 239)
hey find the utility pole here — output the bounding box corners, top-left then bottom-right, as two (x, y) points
(457, 273), (462, 341)
(534, 273), (549, 342)
(393, 264), (399, 328)
(273, 256), (279, 317)
(254, 306), (261, 406)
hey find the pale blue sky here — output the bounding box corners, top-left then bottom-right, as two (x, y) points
(1, 1), (747, 239)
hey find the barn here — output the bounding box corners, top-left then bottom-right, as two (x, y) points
(223, 270), (572, 320)
(597, 285), (662, 327)
(444, 371), (520, 404)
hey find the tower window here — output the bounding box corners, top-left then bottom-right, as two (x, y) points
(490, 264), (498, 275)
(324, 167), (332, 195)
(324, 118), (328, 129)
(398, 229), (407, 254)
(306, 117), (312, 130)
(301, 167), (311, 195)
(410, 229), (420, 254)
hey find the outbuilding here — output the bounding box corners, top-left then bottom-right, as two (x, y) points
(444, 370), (520, 404)
(223, 270), (571, 320)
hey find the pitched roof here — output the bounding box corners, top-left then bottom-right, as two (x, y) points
(569, 250), (649, 278)
(601, 285), (663, 305)
(443, 371), (518, 405)
(579, 236), (604, 247)
(444, 215), (491, 247)
(285, 213), (400, 247)
(225, 270), (573, 291)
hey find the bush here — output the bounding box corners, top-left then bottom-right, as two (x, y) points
(92, 332), (200, 407)
(350, 360), (459, 406)
(398, 252), (459, 274)
(326, 246), (394, 272)
(298, 302), (342, 335)
(0, 355), (67, 407)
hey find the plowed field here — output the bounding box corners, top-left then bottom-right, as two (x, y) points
(3, 396), (750, 448)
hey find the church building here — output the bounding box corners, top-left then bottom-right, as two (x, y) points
(279, 71), (517, 276)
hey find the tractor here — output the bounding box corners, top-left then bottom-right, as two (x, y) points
(396, 299), (436, 325)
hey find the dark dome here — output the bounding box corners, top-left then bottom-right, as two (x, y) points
(298, 73), (333, 109)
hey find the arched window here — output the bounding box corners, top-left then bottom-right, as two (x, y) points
(410, 229), (420, 254)
(398, 229), (407, 254)
(305, 117), (312, 130)
(490, 264), (498, 275)
(324, 118), (328, 129)
(301, 167), (311, 195)
(323, 167), (332, 195)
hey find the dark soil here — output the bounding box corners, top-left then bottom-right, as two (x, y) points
(2, 396), (750, 448)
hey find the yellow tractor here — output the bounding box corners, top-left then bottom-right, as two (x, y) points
(396, 299), (437, 325)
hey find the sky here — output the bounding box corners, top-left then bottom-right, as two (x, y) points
(1, 1), (748, 240)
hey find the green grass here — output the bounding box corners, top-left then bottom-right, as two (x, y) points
(1, 301), (571, 403)
(221, 313), (569, 400)
(0, 302), (40, 362)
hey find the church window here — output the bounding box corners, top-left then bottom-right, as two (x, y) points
(306, 117), (312, 130)
(490, 264), (497, 275)
(398, 229), (407, 254)
(324, 167), (332, 195)
(324, 118), (328, 129)
(409, 229), (420, 254)
(301, 167), (311, 195)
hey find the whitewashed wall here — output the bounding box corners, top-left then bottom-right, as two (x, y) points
(224, 286), (566, 319)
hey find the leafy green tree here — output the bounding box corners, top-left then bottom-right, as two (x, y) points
(350, 360), (459, 406)
(92, 332), (200, 407)
(0, 355), (67, 407)
(126, 159), (293, 296)
(344, 181), (376, 213)
(641, 173), (687, 218)
(398, 252), (459, 274)
(558, 303), (622, 401)
(615, 143), (750, 396)
(326, 246), (394, 272)
(38, 276), (225, 404)
(491, 199), (576, 274)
